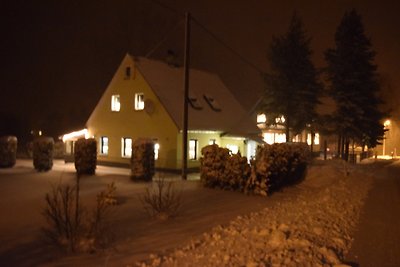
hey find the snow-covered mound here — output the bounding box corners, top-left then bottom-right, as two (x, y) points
(136, 160), (373, 266)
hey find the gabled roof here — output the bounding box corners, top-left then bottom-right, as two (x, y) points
(134, 56), (260, 137)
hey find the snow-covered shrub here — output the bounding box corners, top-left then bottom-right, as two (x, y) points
(74, 138), (97, 175)
(200, 144), (250, 190)
(223, 153), (251, 190)
(200, 144), (230, 188)
(0, 135), (17, 168)
(33, 137), (54, 171)
(246, 143), (310, 196)
(131, 138), (155, 181)
(140, 175), (182, 220)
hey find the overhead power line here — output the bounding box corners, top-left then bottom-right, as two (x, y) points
(191, 16), (264, 74)
(145, 19), (184, 58)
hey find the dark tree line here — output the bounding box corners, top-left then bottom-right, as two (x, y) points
(260, 9), (386, 160)
(325, 9), (387, 159)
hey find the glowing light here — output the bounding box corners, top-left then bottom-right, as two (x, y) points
(307, 133), (320, 145)
(111, 95), (121, 111)
(384, 120), (391, 127)
(154, 143), (160, 160)
(135, 93), (145, 110)
(257, 114), (266, 124)
(226, 144), (239, 154)
(62, 129), (88, 142)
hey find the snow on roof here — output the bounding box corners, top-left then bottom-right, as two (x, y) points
(135, 56), (260, 137)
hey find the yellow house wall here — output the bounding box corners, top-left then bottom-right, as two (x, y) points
(176, 132), (222, 169)
(175, 132), (249, 169)
(86, 55), (179, 169)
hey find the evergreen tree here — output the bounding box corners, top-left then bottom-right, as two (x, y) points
(325, 9), (386, 158)
(261, 13), (321, 142)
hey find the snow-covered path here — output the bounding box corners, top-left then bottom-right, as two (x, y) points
(346, 160), (400, 266)
(136, 160), (376, 267)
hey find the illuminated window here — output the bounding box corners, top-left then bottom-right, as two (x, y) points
(135, 93), (145, 110)
(226, 144), (239, 154)
(111, 95), (120, 111)
(209, 139), (216, 145)
(100, 136), (109, 155)
(257, 114), (266, 124)
(189, 139), (198, 160)
(275, 133), (286, 143)
(203, 94), (221, 112)
(121, 137), (132, 157)
(154, 142), (160, 160)
(262, 132), (286, 144)
(275, 115), (285, 124)
(307, 133), (320, 145)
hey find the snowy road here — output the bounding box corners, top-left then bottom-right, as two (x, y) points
(346, 161), (400, 267)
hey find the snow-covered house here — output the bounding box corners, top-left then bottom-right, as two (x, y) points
(63, 54), (261, 171)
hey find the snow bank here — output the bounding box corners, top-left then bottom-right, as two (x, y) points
(135, 161), (373, 266)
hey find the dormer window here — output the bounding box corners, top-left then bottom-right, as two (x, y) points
(135, 93), (144, 110)
(111, 95), (120, 112)
(203, 94), (221, 112)
(188, 97), (203, 110)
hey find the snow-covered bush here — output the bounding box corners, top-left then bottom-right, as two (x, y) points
(0, 135), (17, 168)
(74, 138), (97, 175)
(33, 137), (54, 171)
(201, 143), (309, 196)
(246, 143), (309, 196)
(131, 138), (155, 181)
(200, 144), (250, 190)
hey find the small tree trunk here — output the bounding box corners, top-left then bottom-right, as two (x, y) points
(310, 131), (315, 154)
(337, 134), (342, 158)
(324, 140), (328, 160)
(344, 139), (350, 162)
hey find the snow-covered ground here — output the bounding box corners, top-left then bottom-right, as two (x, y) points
(0, 159), (384, 266)
(135, 160), (377, 267)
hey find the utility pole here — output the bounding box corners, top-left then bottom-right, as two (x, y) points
(182, 12), (191, 180)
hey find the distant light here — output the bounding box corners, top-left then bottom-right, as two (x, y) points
(62, 129), (88, 142)
(257, 113), (266, 124)
(39, 130), (42, 136)
(384, 120), (391, 127)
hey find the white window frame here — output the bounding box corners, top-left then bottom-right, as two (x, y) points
(121, 137), (132, 158)
(189, 139), (198, 160)
(111, 95), (120, 112)
(135, 93), (145, 110)
(100, 136), (109, 155)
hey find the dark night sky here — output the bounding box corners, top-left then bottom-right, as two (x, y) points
(1, 0), (399, 139)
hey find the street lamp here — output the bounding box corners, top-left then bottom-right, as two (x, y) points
(383, 120), (391, 156)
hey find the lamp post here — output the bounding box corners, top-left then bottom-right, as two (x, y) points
(383, 119), (391, 156)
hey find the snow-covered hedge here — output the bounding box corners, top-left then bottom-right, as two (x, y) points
(33, 137), (54, 171)
(200, 144), (250, 190)
(200, 143), (310, 196)
(0, 136), (17, 168)
(246, 143), (310, 195)
(131, 138), (155, 181)
(74, 138), (97, 175)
